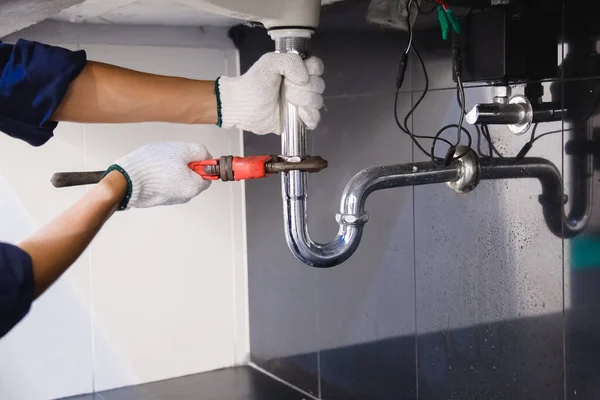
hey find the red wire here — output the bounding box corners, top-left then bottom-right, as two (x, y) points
(431, 0), (449, 10)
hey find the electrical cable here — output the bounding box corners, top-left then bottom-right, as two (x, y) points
(395, 0), (414, 89)
(431, 124), (472, 164)
(531, 128), (567, 144)
(481, 124), (504, 158)
(393, 1), (456, 164)
(394, 0), (475, 165)
(394, 89), (454, 162)
(451, 30), (466, 159)
(405, 0), (415, 55)
(456, 76), (466, 146)
(516, 124), (575, 160)
(430, 0), (449, 10)
(475, 125), (492, 158)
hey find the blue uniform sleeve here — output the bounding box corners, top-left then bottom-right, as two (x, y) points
(0, 243), (34, 339)
(0, 39), (87, 147)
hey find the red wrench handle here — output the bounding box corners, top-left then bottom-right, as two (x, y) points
(189, 155), (273, 181)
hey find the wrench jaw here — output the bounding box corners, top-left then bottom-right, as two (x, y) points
(189, 159), (220, 180)
(189, 155), (328, 182)
(267, 156), (328, 174)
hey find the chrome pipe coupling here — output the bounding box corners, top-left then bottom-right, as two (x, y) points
(447, 146), (480, 194)
(335, 212), (370, 225)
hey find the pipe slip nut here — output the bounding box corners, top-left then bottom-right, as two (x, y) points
(336, 212), (369, 225)
(447, 146), (480, 194)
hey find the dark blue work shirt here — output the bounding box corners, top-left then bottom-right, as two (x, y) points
(0, 39), (87, 338)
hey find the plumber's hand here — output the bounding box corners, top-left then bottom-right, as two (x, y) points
(216, 52), (325, 135)
(106, 142), (212, 210)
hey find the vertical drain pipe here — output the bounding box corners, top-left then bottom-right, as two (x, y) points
(564, 119), (594, 236)
(269, 30), (317, 264)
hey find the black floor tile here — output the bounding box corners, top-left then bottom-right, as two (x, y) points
(58, 367), (308, 400)
(58, 394), (101, 400)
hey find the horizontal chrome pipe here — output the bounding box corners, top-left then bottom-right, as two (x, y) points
(466, 103), (527, 125)
(479, 158), (591, 238)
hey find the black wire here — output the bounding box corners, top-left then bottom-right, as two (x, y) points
(531, 128), (568, 144)
(451, 31), (465, 149)
(516, 124), (574, 160)
(404, 0), (415, 55)
(393, 1), (474, 165)
(456, 78), (466, 145)
(431, 124), (472, 159)
(403, 46), (428, 134)
(529, 123), (539, 142)
(475, 125), (491, 158)
(409, 46), (455, 160)
(481, 124), (504, 158)
(394, 89), (450, 161)
(393, 12), (455, 164)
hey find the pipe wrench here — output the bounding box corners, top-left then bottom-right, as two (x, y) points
(50, 155), (328, 188)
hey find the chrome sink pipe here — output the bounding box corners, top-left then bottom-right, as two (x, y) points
(272, 36), (589, 268)
(284, 161), (465, 267)
(479, 158), (590, 238)
(272, 33), (478, 268)
(282, 153), (588, 268)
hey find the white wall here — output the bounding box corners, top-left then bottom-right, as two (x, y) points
(0, 24), (248, 400)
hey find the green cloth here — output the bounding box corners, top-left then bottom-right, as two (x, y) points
(571, 235), (600, 270)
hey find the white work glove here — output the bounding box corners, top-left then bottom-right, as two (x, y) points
(216, 52), (325, 135)
(106, 142), (212, 210)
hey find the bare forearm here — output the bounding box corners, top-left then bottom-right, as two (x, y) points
(52, 61), (218, 125)
(18, 171), (127, 298)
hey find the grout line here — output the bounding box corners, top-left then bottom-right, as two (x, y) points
(560, 3), (567, 398)
(249, 363), (321, 400)
(410, 87), (420, 400)
(316, 271), (322, 399)
(323, 75), (600, 101)
(230, 47), (250, 365)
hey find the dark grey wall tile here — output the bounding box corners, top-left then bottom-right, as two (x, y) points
(319, 336), (417, 400)
(412, 86), (565, 398)
(238, 28), (321, 398)
(245, 90), (418, 399)
(418, 314), (564, 400)
(238, 11), (419, 398)
(244, 130), (321, 395)
(236, 3), (600, 400)
(313, 91), (417, 399)
(231, 16), (410, 99)
(563, 75), (600, 398)
(314, 30), (409, 98)
(562, 0), (600, 81)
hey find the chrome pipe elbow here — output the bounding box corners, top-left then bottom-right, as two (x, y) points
(282, 160), (465, 268)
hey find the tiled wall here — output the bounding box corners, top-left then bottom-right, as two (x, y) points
(241, 0), (600, 399)
(0, 27), (248, 400)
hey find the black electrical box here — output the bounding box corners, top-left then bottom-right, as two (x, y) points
(456, 7), (560, 83)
